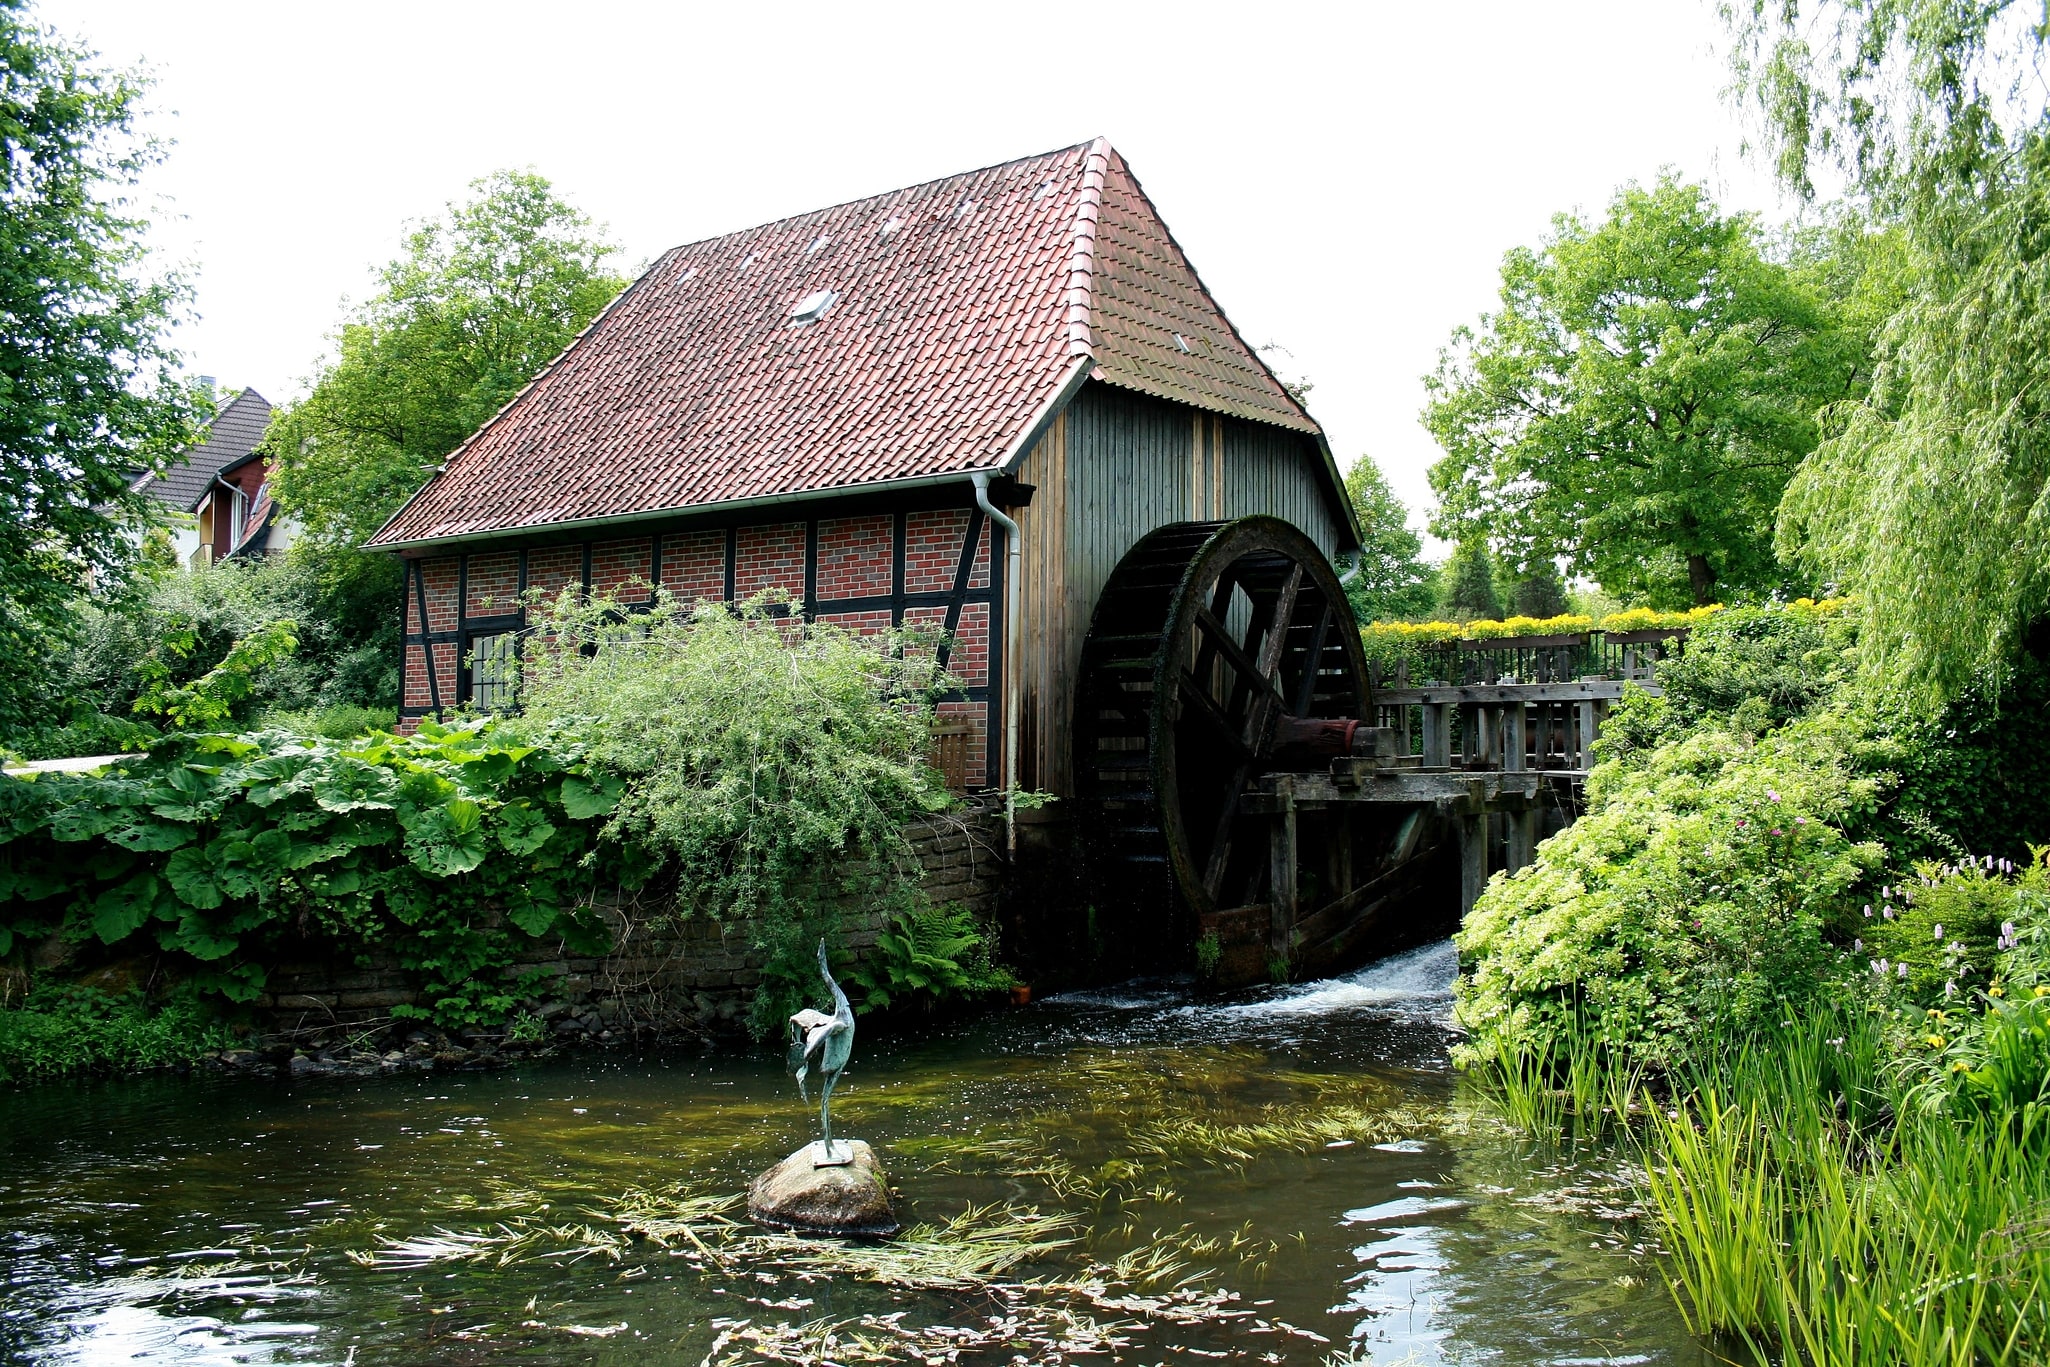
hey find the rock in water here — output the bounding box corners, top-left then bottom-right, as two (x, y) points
(748, 1140), (897, 1237)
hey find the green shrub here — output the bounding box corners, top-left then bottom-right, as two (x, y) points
(7, 549), (401, 758)
(0, 983), (233, 1085)
(515, 590), (957, 1035)
(257, 703), (399, 741)
(1456, 716), (1883, 1075)
(1596, 602), (1856, 762)
(0, 718), (629, 1025)
(844, 902), (1014, 1013)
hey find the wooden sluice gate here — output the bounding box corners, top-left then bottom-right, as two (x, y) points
(1072, 518), (1680, 987)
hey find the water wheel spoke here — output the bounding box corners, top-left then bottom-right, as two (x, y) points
(1176, 671), (1254, 757)
(1192, 607), (1287, 712)
(1292, 604), (1335, 716)
(1199, 761), (1256, 900)
(1254, 565), (1305, 682)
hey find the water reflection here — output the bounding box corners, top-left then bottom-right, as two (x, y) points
(0, 941), (1706, 1365)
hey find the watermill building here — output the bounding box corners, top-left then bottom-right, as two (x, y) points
(367, 139), (1360, 802)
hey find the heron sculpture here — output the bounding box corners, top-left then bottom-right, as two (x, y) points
(787, 940), (856, 1165)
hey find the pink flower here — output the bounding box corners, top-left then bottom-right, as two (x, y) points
(1934, 923), (1944, 940)
(1795, 816), (1808, 825)
(1772, 828), (1784, 837)
(1767, 789), (1781, 802)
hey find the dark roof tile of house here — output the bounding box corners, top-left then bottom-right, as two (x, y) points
(369, 140), (1319, 550)
(134, 388), (273, 512)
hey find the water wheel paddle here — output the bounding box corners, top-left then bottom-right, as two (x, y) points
(1073, 517), (1370, 922)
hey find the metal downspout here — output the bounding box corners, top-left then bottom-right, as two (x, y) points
(970, 470), (1023, 857)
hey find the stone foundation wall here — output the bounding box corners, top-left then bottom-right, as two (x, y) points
(252, 802), (1006, 1042)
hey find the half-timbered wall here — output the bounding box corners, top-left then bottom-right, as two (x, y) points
(400, 496), (999, 789)
(1012, 380), (1348, 798)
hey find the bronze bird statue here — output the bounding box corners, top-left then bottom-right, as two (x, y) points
(788, 939), (856, 1163)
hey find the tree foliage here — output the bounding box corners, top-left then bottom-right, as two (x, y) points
(1730, 2), (2050, 705)
(0, 3), (207, 735)
(267, 170), (627, 549)
(1339, 454), (1435, 622)
(1435, 537), (1502, 622)
(1424, 175), (1892, 606)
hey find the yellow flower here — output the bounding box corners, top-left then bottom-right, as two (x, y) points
(1924, 1034), (1946, 1049)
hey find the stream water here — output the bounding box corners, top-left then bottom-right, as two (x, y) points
(0, 941), (1711, 1366)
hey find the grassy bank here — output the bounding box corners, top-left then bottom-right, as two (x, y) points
(0, 983), (234, 1085)
(1457, 604), (2050, 1364)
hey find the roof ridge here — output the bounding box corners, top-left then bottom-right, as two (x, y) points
(662, 139), (1097, 260)
(1063, 136), (1109, 361)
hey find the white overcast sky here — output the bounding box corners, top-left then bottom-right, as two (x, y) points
(51, 0), (1786, 531)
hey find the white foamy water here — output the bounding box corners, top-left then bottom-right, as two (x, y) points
(1209, 939), (1459, 1023)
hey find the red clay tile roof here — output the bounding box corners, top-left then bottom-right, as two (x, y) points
(369, 140), (1322, 549)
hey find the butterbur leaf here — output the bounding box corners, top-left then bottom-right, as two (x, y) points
(106, 819), (193, 852)
(506, 887), (560, 937)
(405, 798), (490, 876)
(164, 910), (238, 960)
(495, 802), (556, 856)
(90, 874), (160, 944)
(49, 801), (130, 842)
(165, 846), (224, 909)
(560, 774), (622, 819)
(313, 757), (398, 813)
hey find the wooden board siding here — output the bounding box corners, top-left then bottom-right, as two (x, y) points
(1011, 379), (1348, 798)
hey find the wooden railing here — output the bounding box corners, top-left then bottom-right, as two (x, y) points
(1371, 627), (1687, 690)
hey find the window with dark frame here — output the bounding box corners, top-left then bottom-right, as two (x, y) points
(469, 632), (518, 711)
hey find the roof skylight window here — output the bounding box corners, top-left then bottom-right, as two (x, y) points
(1174, 333), (1192, 353)
(789, 289), (838, 325)
(739, 252), (757, 270)
(807, 234), (831, 254)
(1032, 180), (1054, 200)
(880, 216), (903, 237)
(678, 266), (698, 283)
(953, 199), (976, 220)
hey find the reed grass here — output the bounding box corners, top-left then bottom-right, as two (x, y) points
(1480, 994), (2050, 1365)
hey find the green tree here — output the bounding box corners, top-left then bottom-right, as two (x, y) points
(1437, 537), (1502, 622)
(1502, 553), (1569, 618)
(1729, 2), (2050, 707)
(1340, 454), (1436, 622)
(268, 170), (627, 548)
(0, 2), (207, 736)
(1424, 175), (1888, 607)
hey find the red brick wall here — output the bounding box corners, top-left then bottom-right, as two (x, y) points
(465, 552), (520, 617)
(815, 515), (892, 598)
(815, 609), (893, 635)
(528, 546), (582, 604)
(590, 537), (653, 601)
(419, 559), (459, 632)
(904, 510), (990, 592)
(734, 523), (806, 599)
(660, 530), (725, 602)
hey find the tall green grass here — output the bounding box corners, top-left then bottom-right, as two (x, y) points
(1476, 1000), (2049, 1364)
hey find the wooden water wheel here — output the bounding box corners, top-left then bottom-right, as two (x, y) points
(1073, 517), (1372, 928)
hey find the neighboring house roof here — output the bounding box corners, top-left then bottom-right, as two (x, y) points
(133, 388), (273, 512)
(370, 139), (1327, 551)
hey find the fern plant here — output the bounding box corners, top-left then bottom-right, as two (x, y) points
(845, 902), (1012, 1013)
